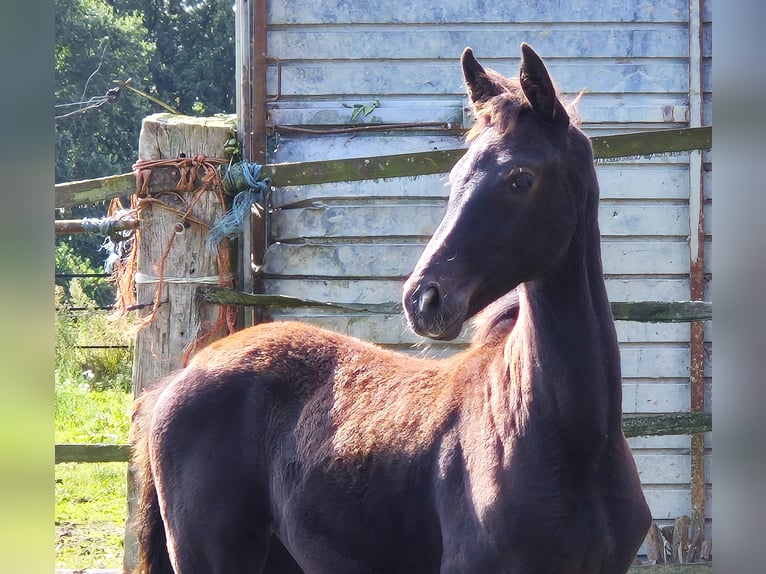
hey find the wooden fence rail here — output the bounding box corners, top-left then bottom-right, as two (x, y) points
(197, 290), (713, 323)
(54, 126), (712, 209)
(55, 412), (711, 464)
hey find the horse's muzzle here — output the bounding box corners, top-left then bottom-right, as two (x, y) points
(403, 281), (464, 341)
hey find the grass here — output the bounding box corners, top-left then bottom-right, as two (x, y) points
(55, 373), (132, 570)
(55, 244), (136, 569)
(55, 462), (128, 569)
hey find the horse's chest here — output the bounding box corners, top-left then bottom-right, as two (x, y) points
(441, 481), (613, 573)
(436, 432), (616, 572)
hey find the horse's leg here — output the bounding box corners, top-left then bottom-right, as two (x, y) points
(150, 413), (276, 572)
(158, 483), (273, 574)
(157, 476), (305, 574)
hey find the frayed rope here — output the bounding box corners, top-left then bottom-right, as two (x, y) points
(206, 162), (271, 253)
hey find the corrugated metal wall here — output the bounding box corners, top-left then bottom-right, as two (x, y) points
(262, 0), (712, 546)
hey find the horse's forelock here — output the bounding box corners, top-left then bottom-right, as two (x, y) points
(466, 80), (582, 142)
(466, 88), (524, 142)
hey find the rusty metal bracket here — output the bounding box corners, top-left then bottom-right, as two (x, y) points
(266, 56), (281, 102)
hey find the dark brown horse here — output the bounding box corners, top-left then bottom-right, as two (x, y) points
(132, 43), (651, 574)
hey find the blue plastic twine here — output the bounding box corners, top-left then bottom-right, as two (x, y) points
(207, 162), (271, 253)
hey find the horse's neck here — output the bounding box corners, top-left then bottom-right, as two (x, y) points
(508, 223), (622, 454)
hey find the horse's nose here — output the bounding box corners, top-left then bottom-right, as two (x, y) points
(418, 284), (441, 315)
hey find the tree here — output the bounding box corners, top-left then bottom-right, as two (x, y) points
(55, 0), (157, 270)
(55, 0), (157, 183)
(134, 0), (236, 115)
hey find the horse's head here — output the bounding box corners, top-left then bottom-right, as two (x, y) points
(403, 43), (592, 340)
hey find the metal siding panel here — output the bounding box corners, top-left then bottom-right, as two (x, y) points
(622, 381), (691, 412)
(619, 346), (690, 379)
(269, 100), (465, 126)
(634, 453), (713, 484)
(271, 163), (693, 208)
(264, 241), (696, 277)
(268, 0), (690, 25)
(606, 274), (689, 301)
(615, 322), (691, 344)
(271, 134), (464, 163)
(628, 433), (710, 450)
(604, 278), (692, 302)
(270, 203), (694, 240)
(268, 26), (689, 60)
(643, 488), (713, 520)
(268, 60), (690, 97)
(270, 205), (445, 240)
(269, 95), (691, 126)
(597, 164), (692, 199)
(271, 175), (450, 208)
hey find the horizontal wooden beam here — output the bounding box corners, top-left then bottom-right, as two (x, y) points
(55, 443), (131, 464)
(55, 126), (712, 208)
(610, 301), (712, 323)
(622, 412), (711, 438)
(196, 286), (403, 314)
(55, 412), (712, 464)
(55, 173), (135, 209)
(198, 288), (712, 323)
(262, 148), (464, 187)
(262, 126), (713, 186)
(591, 126), (712, 160)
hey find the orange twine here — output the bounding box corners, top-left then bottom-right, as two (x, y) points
(110, 155), (240, 365)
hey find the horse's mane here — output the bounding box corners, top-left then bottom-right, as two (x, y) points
(466, 69), (582, 143)
(470, 289), (521, 344)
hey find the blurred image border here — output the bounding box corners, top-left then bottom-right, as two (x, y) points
(0, 1), (56, 573)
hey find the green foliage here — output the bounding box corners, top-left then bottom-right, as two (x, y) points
(55, 293), (134, 392)
(55, 0), (236, 185)
(55, 242), (134, 392)
(135, 0), (236, 115)
(55, 373), (131, 444)
(55, 240), (113, 305)
(55, 0), (157, 183)
(348, 98), (381, 122)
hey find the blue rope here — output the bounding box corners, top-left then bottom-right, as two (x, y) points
(241, 162), (264, 189)
(207, 162), (271, 252)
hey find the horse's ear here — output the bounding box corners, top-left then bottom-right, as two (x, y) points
(462, 47), (503, 106)
(519, 43), (568, 125)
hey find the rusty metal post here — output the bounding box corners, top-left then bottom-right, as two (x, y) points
(235, 0), (269, 327)
(687, 0), (707, 541)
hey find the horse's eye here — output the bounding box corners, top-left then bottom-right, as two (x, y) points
(509, 170), (534, 192)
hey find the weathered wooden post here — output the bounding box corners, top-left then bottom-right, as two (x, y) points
(123, 113), (236, 572)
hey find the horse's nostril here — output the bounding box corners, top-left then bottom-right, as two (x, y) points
(419, 285), (440, 314)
